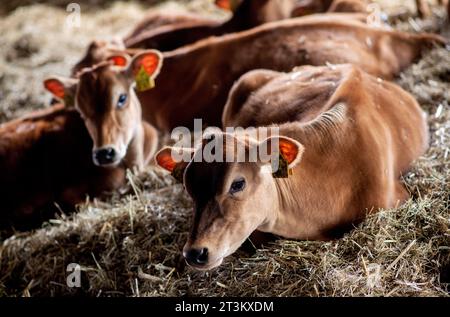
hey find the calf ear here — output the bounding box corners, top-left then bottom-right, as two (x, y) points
(127, 49), (163, 92)
(259, 136), (304, 178)
(43, 77), (78, 107)
(155, 146), (194, 183)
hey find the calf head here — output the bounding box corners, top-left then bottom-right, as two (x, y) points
(72, 39), (126, 76)
(45, 50), (163, 167)
(156, 132), (304, 270)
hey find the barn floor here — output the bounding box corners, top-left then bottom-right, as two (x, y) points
(0, 1), (449, 297)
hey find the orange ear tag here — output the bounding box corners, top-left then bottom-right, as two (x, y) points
(135, 66), (155, 92)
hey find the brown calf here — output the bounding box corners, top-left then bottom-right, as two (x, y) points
(46, 52), (161, 169)
(0, 103), (152, 231)
(156, 64), (429, 270)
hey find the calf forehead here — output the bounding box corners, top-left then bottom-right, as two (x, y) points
(184, 160), (228, 205)
(183, 137), (258, 204)
(77, 67), (122, 114)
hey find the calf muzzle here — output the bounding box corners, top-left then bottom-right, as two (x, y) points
(93, 147), (118, 166)
(184, 247), (209, 267)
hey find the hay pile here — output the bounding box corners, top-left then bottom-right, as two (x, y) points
(0, 1), (449, 297)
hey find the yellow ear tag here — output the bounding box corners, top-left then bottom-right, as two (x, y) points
(272, 153), (293, 178)
(135, 66), (155, 92)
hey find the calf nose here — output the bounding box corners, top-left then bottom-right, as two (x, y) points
(184, 248), (209, 266)
(93, 147), (117, 165)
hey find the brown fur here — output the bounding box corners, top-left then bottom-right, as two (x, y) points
(125, 11), (219, 47)
(0, 105), (125, 230)
(73, 60), (159, 170)
(222, 65), (428, 237)
(157, 64), (429, 270)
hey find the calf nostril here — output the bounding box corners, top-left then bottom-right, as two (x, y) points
(94, 147), (117, 165)
(104, 147), (115, 160)
(185, 247), (209, 266)
(198, 248), (208, 264)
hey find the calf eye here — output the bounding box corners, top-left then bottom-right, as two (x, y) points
(117, 93), (128, 108)
(229, 178), (246, 194)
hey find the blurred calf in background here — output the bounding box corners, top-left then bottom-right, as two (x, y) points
(74, 0), (368, 74)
